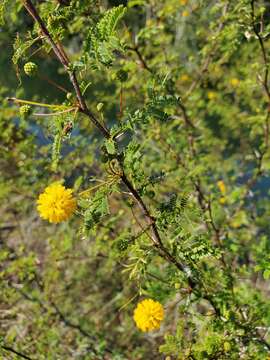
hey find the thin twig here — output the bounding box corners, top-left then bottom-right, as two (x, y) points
(127, 46), (153, 73)
(251, 0), (270, 100)
(22, 0), (110, 138)
(127, 45), (196, 129)
(186, 2), (229, 98)
(38, 74), (70, 94)
(8, 97), (67, 109)
(1, 345), (33, 360)
(33, 107), (76, 117)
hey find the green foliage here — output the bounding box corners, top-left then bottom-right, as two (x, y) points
(51, 115), (74, 171)
(1, 0), (270, 358)
(0, 0), (10, 24)
(85, 5), (127, 66)
(97, 5), (126, 40)
(82, 188), (110, 234)
(51, 132), (62, 172)
(115, 69), (129, 83)
(13, 35), (40, 65)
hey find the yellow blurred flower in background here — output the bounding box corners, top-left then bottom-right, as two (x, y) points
(219, 197), (226, 205)
(180, 74), (190, 82)
(230, 78), (240, 87)
(207, 91), (217, 100)
(217, 180), (226, 195)
(182, 10), (189, 17)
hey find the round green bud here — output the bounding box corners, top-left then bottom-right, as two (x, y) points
(147, 190), (155, 199)
(19, 105), (31, 118)
(24, 62), (38, 76)
(116, 238), (129, 252)
(116, 69), (128, 83)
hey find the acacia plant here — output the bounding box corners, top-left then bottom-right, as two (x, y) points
(0, 0), (270, 359)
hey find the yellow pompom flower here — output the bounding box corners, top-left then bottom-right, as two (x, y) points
(219, 197), (226, 205)
(230, 78), (240, 87)
(180, 74), (190, 82)
(207, 91), (217, 100)
(217, 180), (226, 195)
(133, 299), (164, 332)
(37, 183), (77, 223)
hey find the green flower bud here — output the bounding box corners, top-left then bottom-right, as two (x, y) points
(116, 69), (128, 83)
(116, 238), (129, 252)
(24, 62), (38, 76)
(19, 105), (31, 118)
(147, 190), (155, 199)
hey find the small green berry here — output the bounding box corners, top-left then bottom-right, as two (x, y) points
(19, 105), (31, 118)
(116, 69), (128, 83)
(147, 190), (155, 199)
(116, 238), (129, 252)
(24, 62), (38, 76)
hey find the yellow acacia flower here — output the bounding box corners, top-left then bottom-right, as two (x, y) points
(217, 180), (226, 195)
(207, 91), (217, 100)
(133, 299), (164, 332)
(182, 10), (189, 17)
(37, 183), (77, 223)
(180, 74), (190, 82)
(180, 0), (188, 5)
(219, 197), (226, 205)
(230, 78), (240, 87)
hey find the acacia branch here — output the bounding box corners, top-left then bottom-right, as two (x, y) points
(127, 46), (153, 73)
(1, 345), (33, 360)
(22, 0), (110, 139)
(251, 0), (270, 101)
(127, 45), (196, 129)
(21, 0), (193, 282)
(21, 0), (238, 323)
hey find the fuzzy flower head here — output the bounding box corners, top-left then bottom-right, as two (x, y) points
(230, 78), (240, 87)
(217, 180), (226, 195)
(133, 299), (164, 332)
(182, 10), (189, 17)
(37, 183), (77, 223)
